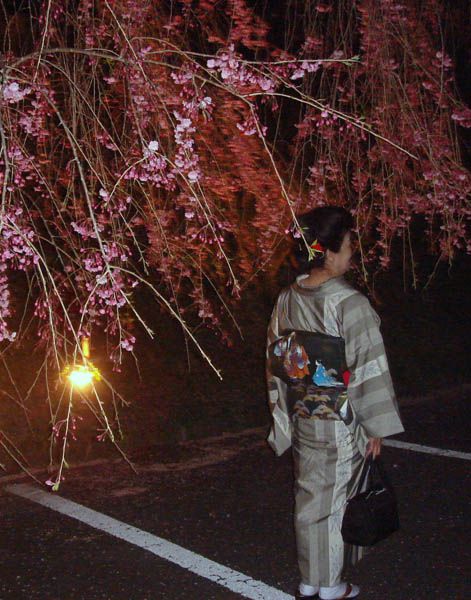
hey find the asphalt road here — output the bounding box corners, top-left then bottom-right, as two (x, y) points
(1, 393), (470, 600)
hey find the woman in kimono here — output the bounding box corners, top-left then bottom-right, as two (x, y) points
(266, 206), (404, 600)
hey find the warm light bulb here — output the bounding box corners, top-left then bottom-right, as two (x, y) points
(68, 366), (94, 388)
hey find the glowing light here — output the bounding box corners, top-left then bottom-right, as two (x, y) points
(61, 337), (101, 389)
(62, 362), (101, 389)
(68, 366), (94, 388)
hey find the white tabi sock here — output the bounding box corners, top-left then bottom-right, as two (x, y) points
(299, 582), (320, 596)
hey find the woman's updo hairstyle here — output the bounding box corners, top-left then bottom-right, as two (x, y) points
(294, 206), (353, 273)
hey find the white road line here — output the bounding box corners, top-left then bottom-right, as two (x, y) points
(383, 439), (471, 461)
(5, 483), (293, 600)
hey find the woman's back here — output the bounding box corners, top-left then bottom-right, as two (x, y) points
(268, 272), (403, 457)
(274, 274), (359, 338)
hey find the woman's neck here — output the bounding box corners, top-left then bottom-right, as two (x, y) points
(302, 268), (337, 287)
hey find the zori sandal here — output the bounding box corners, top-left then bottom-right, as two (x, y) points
(319, 583), (360, 599)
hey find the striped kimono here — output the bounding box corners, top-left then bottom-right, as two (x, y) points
(266, 274), (404, 587)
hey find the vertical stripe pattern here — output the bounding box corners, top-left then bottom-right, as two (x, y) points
(292, 420), (364, 587)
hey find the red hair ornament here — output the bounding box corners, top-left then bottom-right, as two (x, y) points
(308, 239), (325, 261)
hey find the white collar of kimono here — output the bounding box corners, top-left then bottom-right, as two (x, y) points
(295, 274), (345, 293)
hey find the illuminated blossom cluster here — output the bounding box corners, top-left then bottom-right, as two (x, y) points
(289, 60), (322, 81)
(207, 46), (276, 94)
(2, 82), (31, 104)
(0, 208), (38, 341)
(126, 49), (156, 130)
(169, 66), (216, 188)
(172, 110), (201, 184)
(0, 270), (15, 343)
(124, 142), (174, 189)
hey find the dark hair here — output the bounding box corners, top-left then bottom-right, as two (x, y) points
(294, 206), (353, 273)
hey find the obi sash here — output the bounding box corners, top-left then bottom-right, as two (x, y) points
(268, 330), (351, 421)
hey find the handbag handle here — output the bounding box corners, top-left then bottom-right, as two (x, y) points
(370, 457), (395, 493)
(357, 455), (373, 491)
(357, 456), (394, 493)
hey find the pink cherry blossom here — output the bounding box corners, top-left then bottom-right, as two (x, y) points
(2, 82), (31, 103)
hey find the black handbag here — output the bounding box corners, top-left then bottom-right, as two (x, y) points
(341, 456), (400, 546)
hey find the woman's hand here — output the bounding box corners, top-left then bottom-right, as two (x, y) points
(366, 437), (383, 458)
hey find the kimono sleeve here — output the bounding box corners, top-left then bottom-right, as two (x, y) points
(340, 293), (404, 439)
(266, 295), (292, 456)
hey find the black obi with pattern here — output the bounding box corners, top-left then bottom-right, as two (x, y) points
(268, 330), (351, 421)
